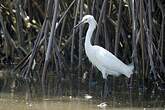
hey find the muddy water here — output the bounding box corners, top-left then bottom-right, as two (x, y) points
(0, 93), (164, 110)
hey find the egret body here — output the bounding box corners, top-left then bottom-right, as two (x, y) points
(74, 15), (134, 96)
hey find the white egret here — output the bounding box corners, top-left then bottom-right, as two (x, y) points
(74, 15), (134, 97)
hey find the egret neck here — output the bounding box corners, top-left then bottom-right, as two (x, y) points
(85, 21), (97, 50)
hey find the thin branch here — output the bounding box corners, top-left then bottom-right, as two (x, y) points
(114, 0), (122, 56)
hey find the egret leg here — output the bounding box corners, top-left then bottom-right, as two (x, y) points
(127, 74), (133, 89)
(103, 79), (108, 98)
(102, 71), (110, 98)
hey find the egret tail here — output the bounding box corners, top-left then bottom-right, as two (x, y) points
(125, 63), (134, 78)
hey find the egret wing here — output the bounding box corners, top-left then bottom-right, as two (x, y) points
(93, 46), (126, 73)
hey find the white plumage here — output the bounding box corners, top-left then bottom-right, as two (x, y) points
(74, 15), (134, 80)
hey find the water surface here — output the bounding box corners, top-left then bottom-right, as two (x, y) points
(0, 93), (164, 110)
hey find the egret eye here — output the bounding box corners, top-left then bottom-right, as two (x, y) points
(84, 19), (88, 22)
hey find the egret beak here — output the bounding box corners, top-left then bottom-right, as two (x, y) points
(74, 21), (84, 29)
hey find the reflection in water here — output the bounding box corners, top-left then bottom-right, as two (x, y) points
(0, 93), (164, 110)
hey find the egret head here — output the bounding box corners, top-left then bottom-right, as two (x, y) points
(81, 15), (95, 23)
(74, 15), (97, 28)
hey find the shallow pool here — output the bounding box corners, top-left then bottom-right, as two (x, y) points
(0, 92), (164, 110)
